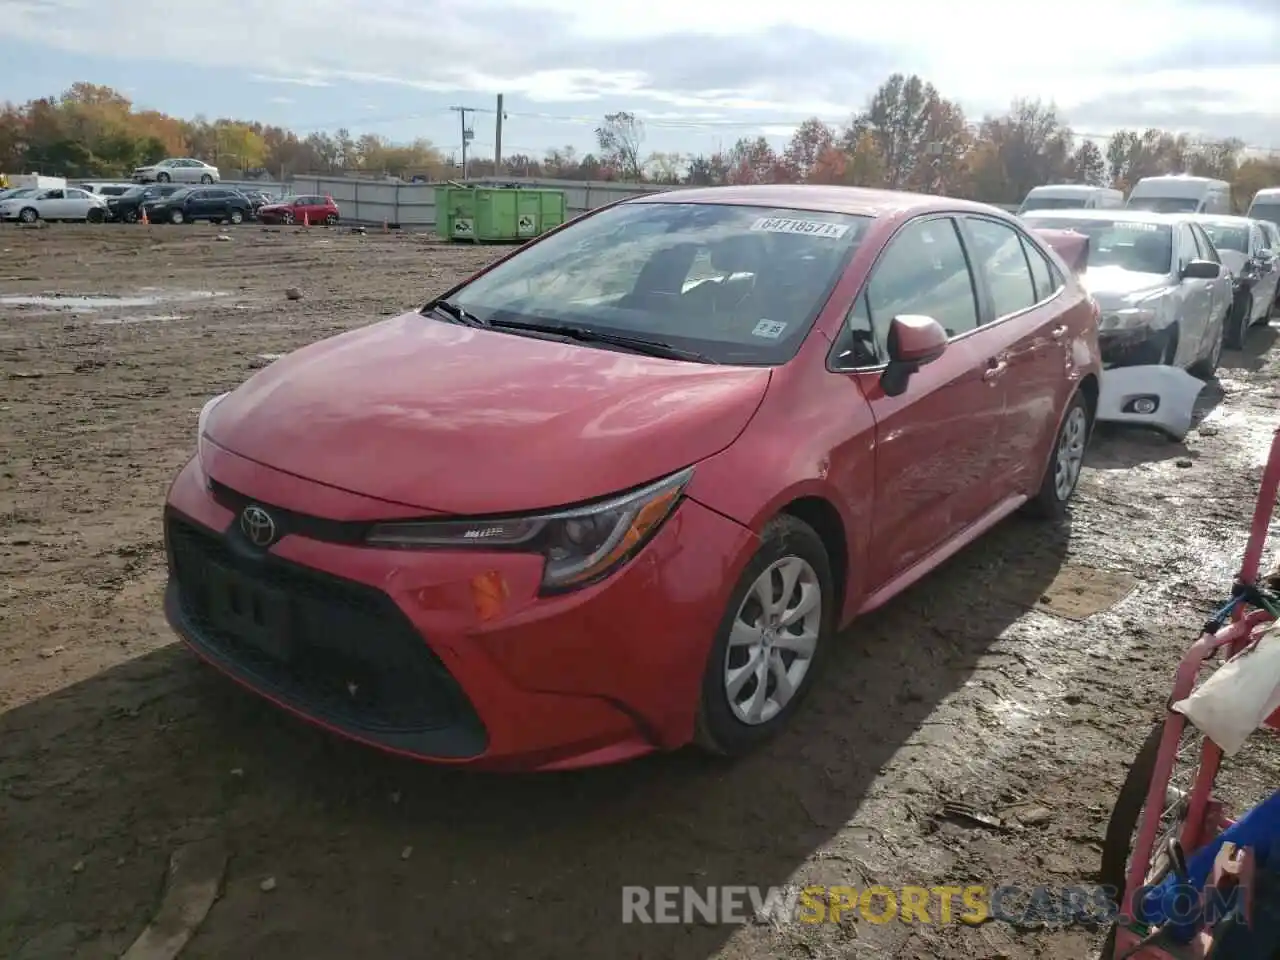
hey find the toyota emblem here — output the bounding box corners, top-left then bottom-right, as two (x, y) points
(240, 505), (277, 547)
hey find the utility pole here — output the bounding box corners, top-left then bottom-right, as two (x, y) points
(494, 93), (504, 177)
(450, 105), (475, 179)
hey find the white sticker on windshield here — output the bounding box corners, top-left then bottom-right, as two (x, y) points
(752, 319), (788, 339)
(1114, 222), (1160, 232)
(750, 217), (848, 239)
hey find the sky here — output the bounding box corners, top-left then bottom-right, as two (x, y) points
(1, 0), (1278, 163)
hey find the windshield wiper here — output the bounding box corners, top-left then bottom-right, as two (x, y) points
(427, 299), (487, 327)
(486, 318), (710, 362)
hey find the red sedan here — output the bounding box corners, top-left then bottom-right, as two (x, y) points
(256, 193), (340, 225)
(164, 185), (1102, 771)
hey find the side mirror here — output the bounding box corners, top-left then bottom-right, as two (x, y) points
(880, 315), (948, 398)
(1181, 259), (1221, 280)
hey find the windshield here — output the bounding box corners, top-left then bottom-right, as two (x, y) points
(1021, 217), (1172, 274)
(445, 201), (871, 364)
(1019, 197), (1089, 213)
(1248, 202), (1280, 229)
(1198, 223), (1249, 254)
(1125, 196), (1199, 214)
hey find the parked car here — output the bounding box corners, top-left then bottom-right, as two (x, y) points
(1187, 214), (1280, 346)
(1020, 209), (1231, 372)
(237, 190), (275, 216)
(164, 185), (1103, 771)
(107, 183), (185, 222)
(80, 182), (136, 198)
(255, 194), (340, 225)
(142, 186), (253, 225)
(1125, 175), (1233, 215)
(131, 158), (220, 184)
(1017, 185), (1125, 215)
(0, 186), (109, 224)
(1246, 187), (1280, 230)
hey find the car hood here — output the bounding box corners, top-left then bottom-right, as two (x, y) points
(1080, 266), (1171, 307)
(205, 312), (772, 515)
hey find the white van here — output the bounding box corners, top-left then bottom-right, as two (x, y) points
(1017, 184), (1124, 215)
(1125, 175), (1232, 215)
(1246, 187), (1280, 229)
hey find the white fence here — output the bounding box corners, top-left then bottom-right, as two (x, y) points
(70, 176), (1019, 225)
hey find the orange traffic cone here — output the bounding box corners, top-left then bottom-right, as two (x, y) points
(302, 211), (309, 227)
(140, 207), (149, 225)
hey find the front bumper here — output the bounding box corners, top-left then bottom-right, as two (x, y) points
(163, 447), (755, 771)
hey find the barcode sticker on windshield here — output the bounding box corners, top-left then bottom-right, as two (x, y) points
(750, 217), (849, 239)
(752, 319), (788, 338)
(1113, 222), (1160, 231)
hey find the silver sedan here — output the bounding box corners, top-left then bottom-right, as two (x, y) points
(1022, 208), (1231, 377)
(131, 158), (221, 184)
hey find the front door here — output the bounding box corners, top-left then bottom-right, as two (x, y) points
(843, 215), (1008, 589)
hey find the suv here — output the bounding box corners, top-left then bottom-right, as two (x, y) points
(142, 186), (254, 225)
(256, 194), (341, 225)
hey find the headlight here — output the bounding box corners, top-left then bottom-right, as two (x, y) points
(366, 467), (694, 592)
(1100, 306), (1158, 331)
(197, 392), (228, 439)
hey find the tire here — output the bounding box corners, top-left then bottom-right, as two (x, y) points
(1189, 322), (1223, 380)
(169, 209), (185, 225)
(86, 207), (105, 224)
(157, 172), (171, 183)
(324, 213), (339, 226)
(693, 514), (834, 757)
(1025, 389), (1091, 519)
(282, 212), (294, 225)
(227, 208), (244, 225)
(18, 207), (38, 224)
(1224, 290), (1251, 349)
(200, 174), (213, 184)
(1099, 720), (1164, 901)
(124, 210), (138, 224)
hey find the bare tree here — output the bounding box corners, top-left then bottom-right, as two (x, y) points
(595, 112), (644, 180)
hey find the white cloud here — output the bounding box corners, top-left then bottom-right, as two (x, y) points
(3, 0), (1278, 145)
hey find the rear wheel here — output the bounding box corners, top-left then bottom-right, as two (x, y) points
(227, 208), (244, 225)
(157, 172), (171, 183)
(694, 515), (833, 757)
(169, 209), (185, 225)
(1189, 324), (1222, 380)
(1025, 389), (1091, 519)
(86, 207), (105, 224)
(324, 213), (338, 226)
(282, 211), (295, 225)
(123, 209), (139, 224)
(200, 174), (213, 184)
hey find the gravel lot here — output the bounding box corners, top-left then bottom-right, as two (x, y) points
(2, 223), (1279, 960)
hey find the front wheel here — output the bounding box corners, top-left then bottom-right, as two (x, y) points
(1225, 290), (1251, 349)
(227, 208), (244, 225)
(282, 211), (295, 225)
(200, 174), (213, 184)
(1026, 389), (1091, 519)
(694, 514), (833, 757)
(18, 207), (38, 224)
(169, 209), (185, 225)
(86, 207), (105, 223)
(1189, 320), (1223, 380)
(156, 172), (171, 183)
(324, 213), (338, 226)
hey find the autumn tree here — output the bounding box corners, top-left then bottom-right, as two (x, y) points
(723, 137), (784, 185)
(685, 153), (730, 186)
(595, 112), (644, 180)
(1067, 140), (1107, 186)
(973, 99), (1074, 204)
(782, 118), (836, 181)
(843, 73), (969, 191)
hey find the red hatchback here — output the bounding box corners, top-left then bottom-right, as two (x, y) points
(256, 194), (340, 225)
(164, 185), (1102, 771)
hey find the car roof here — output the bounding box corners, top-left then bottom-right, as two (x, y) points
(1184, 213), (1255, 227)
(1019, 208), (1175, 225)
(625, 184), (1009, 219)
(1026, 184), (1114, 195)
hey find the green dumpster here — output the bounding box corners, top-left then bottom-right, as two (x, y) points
(434, 184), (567, 243)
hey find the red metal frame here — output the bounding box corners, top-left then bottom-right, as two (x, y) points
(1112, 426), (1280, 957)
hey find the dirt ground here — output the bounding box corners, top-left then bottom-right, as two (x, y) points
(3, 223), (1280, 960)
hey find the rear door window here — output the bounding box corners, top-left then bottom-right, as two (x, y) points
(963, 218), (1038, 319)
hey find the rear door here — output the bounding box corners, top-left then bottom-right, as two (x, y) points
(1175, 222), (1213, 360)
(956, 215), (1071, 498)
(1189, 224), (1233, 331)
(1250, 222), (1280, 310)
(842, 215), (1009, 588)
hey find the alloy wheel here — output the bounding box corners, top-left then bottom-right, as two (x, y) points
(723, 556), (821, 725)
(1054, 405), (1088, 501)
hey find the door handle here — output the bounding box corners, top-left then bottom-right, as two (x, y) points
(982, 359), (1008, 382)
(1050, 325), (1068, 340)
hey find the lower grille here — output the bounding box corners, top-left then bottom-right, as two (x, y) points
(165, 512), (486, 756)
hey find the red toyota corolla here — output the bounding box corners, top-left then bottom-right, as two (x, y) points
(164, 185), (1102, 771)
